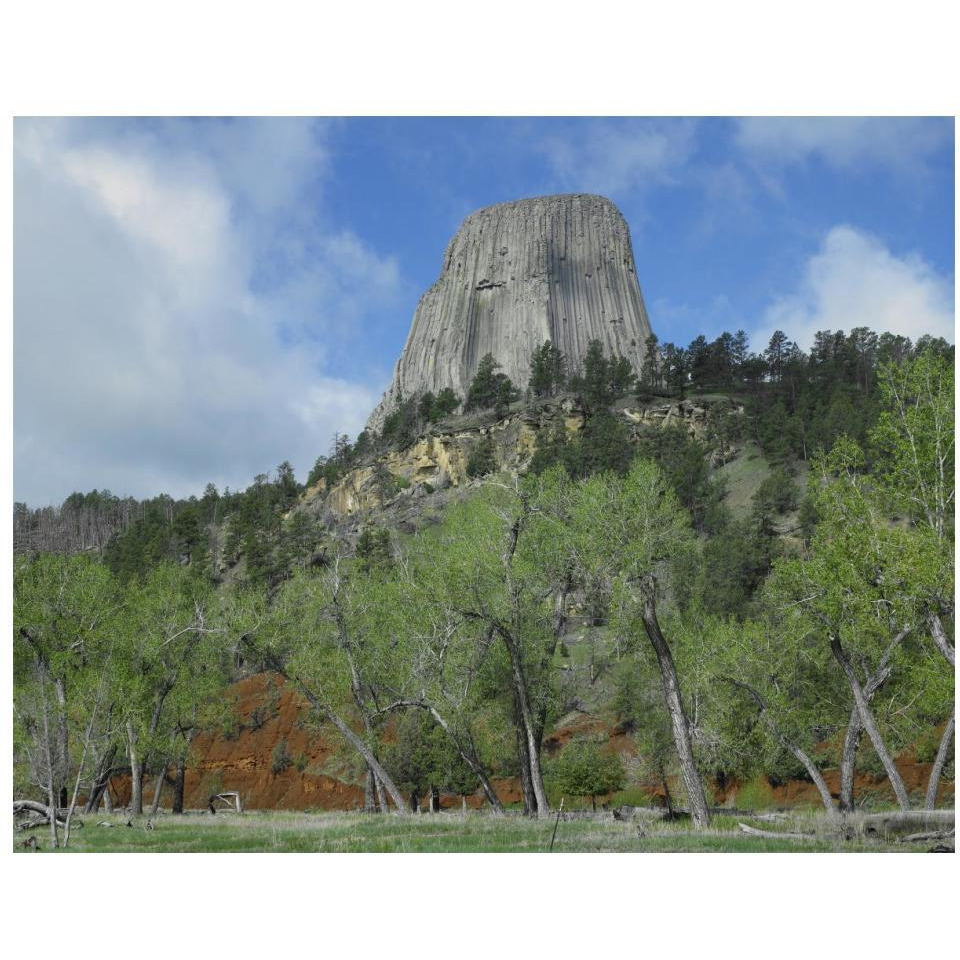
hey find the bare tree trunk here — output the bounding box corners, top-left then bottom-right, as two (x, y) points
(84, 742), (117, 814)
(372, 769), (389, 812)
(839, 706), (864, 813)
(54, 678), (69, 808)
(516, 721), (536, 816)
(293, 677), (410, 812)
(172, 755), (187, 814)
(830, 636), (911, 811)
(103, 783), (114, 812)
(726, 677), (837, 815)
(171, 727), (194, 815)
(364, 768), (376, 812)
(925, 711), (955, 811)
(40, 670), (60, 849)
(838, 628), (906, 811)
(640, 577), (710, 829)
(148, 762), (167, 818)
(927, 612), (955, 668)
(777, 733), (836, 814)
(126, 722), (143, 815)
(64, 687), (103, 848)
(344, 636), (387, 813)
(136, 684), (172, 808)
(498, 626), (549, 815)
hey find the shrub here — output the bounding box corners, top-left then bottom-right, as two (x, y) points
(271, 739), (293, 775)
(546, 738), (625, 810)
(249, 705), (270, 732)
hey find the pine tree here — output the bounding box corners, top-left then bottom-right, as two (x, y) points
(432, 387), (461, 419)
(529, 340), (567, 398)
(465, 354), (502, 411)
(765, 331), (791, 383)
(639, 333), (661, 396)
(582, 339), (611, 409)
(608, 355), (635, 396)
(465, 353), (517, 414)
(418, 391), (437, 422)
(466, 435), (497, 478)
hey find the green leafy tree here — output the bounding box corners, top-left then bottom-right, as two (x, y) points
(563, 460), (711, 828)
(14, 554), (121, 842)
(547, 738), (625, 810)
(765, 436), (951, 811)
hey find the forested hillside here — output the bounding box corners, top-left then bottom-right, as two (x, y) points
(14, 326), (954, 839)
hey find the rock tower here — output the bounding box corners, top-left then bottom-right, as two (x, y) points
(367, 194), (654, 430)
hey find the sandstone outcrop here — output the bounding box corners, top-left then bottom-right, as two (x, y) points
(312, 396), (742, 520)
(367, 194), (653, 431)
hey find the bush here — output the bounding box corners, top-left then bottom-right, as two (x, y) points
(753, 467), (798, 515)
(271, 739), (293, 775)
(248, 705), (270, 732)
(221, 711), (241, 741)
(546, 738), (625, 810)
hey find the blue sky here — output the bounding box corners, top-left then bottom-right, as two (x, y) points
(13, 116), (955, 505)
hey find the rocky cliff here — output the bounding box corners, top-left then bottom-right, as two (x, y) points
(367, 194), (653, 431)
(312, 396), (741, 520)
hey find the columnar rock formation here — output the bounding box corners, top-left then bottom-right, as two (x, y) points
(367, 194), (654, 430)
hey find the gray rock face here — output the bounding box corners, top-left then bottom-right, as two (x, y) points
(367, 194), (654, 431)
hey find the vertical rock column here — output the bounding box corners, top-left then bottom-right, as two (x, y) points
(367, 193), (653, 431)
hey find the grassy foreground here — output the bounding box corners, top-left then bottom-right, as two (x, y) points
(13, 808), (942, 853)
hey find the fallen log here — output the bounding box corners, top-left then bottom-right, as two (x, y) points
(899, 829), (955, 844)
(859, 810), (954, 838)
(14, 800), (62, 818)
(737, 822), (815, 840)
(17, 814), (84, 832)
(14, 801), (73, 830)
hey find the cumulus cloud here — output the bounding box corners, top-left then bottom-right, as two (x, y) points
(14, 118), (399, 506)
(754, 224), (954, 352)
(536, 118), (698, 197)
(735, 117), (952, 174)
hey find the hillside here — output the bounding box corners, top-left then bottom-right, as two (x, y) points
(13, 190), (954, 835)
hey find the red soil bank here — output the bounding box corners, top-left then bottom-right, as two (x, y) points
(110, 672), (953, 812)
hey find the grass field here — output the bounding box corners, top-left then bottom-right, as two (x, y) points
(14, 808), (947, 853)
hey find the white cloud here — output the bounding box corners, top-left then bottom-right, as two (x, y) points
(14, 118), (397, 505)
(735, 117), (952, 173)
(537, 119), (698, 197)
(754, 224), (954, 352)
